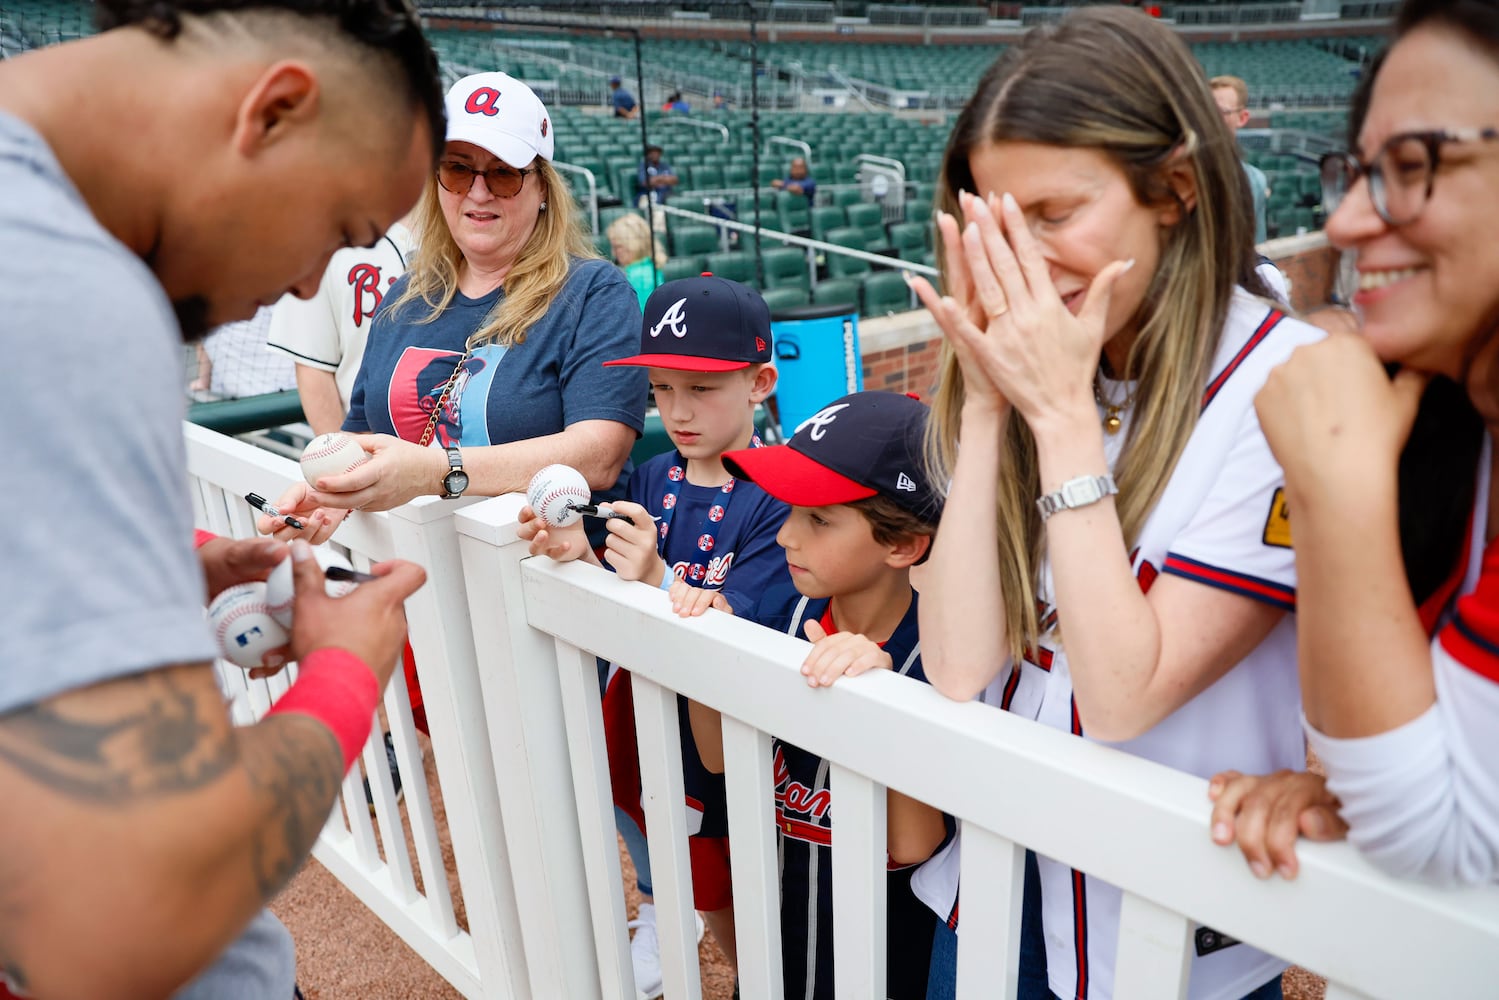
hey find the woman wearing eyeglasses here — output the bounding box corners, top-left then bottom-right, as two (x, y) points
(262, 72), (645, 538)
(1209, 0), (1499, 886)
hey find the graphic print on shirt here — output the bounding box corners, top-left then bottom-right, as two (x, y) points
(387, 343), (507, 447)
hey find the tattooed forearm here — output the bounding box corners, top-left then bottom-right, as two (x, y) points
(238, 716), (344, 899)
(0, 665), (235, 803)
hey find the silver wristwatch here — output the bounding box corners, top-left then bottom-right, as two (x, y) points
(1036, 474), (1118, 521)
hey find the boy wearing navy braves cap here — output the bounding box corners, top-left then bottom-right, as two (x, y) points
(687, 390), (951, 1000)
(519, 275), (793, 989)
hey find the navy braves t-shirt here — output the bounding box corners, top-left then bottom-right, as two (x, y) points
(345, 256), (648, 503)
(752, 583), (948, 1000)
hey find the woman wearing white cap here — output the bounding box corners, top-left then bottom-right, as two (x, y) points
(263, 72), (646, 536)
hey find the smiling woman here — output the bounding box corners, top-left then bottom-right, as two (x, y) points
(260, 72), (647, 542)
(904, 7), (1326, 999)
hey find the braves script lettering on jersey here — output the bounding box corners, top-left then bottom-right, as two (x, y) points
(267, 224), (413, 411)
(1308, 441), (1499, 885)
(914, 290), (1326, 1000)
(754, 584), (949, 1000)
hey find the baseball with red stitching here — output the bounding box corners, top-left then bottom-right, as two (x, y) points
(526, 464), (590, 527)
(300, 432), (370, 488)
(208, 582), (290, 670)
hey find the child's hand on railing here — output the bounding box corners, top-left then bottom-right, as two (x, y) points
(517, 504), (590, 563)
(599, 501), (667, 585)
(800, 619), (893, 688)
(1208, 769), (1348, 881)
(668, 579), (733, 618)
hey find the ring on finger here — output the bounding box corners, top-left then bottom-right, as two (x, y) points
(987, 303), (1010, 321)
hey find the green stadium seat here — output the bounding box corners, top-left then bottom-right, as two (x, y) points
(672, 226), (720, 259)
(723, 164), (751, 187)
(761, 286), (812, 313)
(823, 228), (873, 278)
(886, 221), (928, 260)
(810, 205), (846, 242)
(776, 190), (812, 235)
(844, 203), (887, 247)
(834, 189), (864, 210)
(861, 271), (912, 318)
(761, 246), (810, 292)
(905, 198), (933, 227)
(691, 164), (724, 190)
(811, 279), (861, 309)
(704, 250), (758, 285)
(663, 258), (706, 282)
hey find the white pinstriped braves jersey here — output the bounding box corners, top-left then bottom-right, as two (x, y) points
(914, 290), (1325, 1000)
(1309, 441), (1499, 884)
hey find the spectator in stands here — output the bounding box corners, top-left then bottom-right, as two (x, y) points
(712, 90), (728, 110)
(262, 72), (645, 544)
(662, 90), (691, 115)
(1212, 75), (1272, 243)
(908, 8), (1316, 999)
(0, 1), (439, 996)
(268, 218), (416, 435)
(770, 156), (817, 201)
(637, 144), (679, 207)
(1210, 0), (1499, 888)
(606, 211), (667, 309)
(610, 74), (638, 119)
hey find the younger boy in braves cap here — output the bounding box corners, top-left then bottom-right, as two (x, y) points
(518, 275), (793, 994)
(688, 390), (953, 1000)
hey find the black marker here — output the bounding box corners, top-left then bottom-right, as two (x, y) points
(324, 566), (380, 584)
(245, 493), (305, 531)
(565, 503), (663, 526)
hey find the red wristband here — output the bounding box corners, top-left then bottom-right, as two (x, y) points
(194, 529), (217, 549)
(266, 648), (380, 773)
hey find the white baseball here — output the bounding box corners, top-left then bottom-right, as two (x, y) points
(300, 432), (370, 488)
(208, 582), (291, 670)
(264, 545), (358, 628)
(526, 464), (590, 527)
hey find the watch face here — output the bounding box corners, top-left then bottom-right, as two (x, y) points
(443, 470), (470, 497)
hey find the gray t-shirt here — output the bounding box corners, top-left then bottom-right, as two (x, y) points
(0, 112), (295, 997)
(0, 111), (214, 707)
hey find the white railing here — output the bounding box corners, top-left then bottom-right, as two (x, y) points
(187, 426), (1499, 1000)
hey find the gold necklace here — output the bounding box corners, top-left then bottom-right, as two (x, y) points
(1093, 372), (1135, 435)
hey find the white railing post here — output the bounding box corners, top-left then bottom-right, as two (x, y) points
(830, 764), (886, 1000)
(453, 495), (604, 1000)
(1113, 892), (1192, 1000)
(722, 717), (785, 1000)
(954, 826), (1025, 1000)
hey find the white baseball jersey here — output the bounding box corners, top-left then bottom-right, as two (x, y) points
(914, 290), (1325, 1000)
(267, 223), (413, 410)
(1308, 439), (1499, 885)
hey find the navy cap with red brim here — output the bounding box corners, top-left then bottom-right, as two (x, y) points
(722, 443), (878, 507)
(603, 354), (751, 371)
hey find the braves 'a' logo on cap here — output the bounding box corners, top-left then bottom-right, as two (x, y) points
(796, 402), (851, 442)
(649, 297), (689, 339)
(465, 88), (502, 117)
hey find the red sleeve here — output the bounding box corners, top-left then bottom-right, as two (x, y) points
(1437, 538), (1499, 685)
(194, 529), (217, 549)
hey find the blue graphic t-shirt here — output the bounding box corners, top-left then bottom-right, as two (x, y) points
(752, 583), (949, 1000)
(345, 256), (648, 500)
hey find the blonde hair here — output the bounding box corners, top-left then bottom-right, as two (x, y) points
(606, 211), (667, 269)
(391, 159), (597, 348)
(1209, 75), (1249, 110)
(926, 7), (1267, 663)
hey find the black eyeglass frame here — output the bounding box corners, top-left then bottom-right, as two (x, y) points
(436, 160), (538, 198)
(1319, 126), (1499, 227)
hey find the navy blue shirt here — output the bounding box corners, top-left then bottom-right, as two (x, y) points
(629, 450), (792, 838)
(612, 87), (637, 116)
(752, 583), (946, 1000)
(779, 176), (817, 201)
(637, 159), (677, 205)
(345, 256), (648, 504)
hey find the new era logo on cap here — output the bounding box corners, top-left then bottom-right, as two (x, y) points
(723, 391), (943, 520)
(605, 276), (773, 372)
(445, 72), (554, 167)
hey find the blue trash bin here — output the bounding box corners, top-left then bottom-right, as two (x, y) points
(769, 302), (863, 439)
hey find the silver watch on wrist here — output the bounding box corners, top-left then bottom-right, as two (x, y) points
(1036, 474), (1118, 521)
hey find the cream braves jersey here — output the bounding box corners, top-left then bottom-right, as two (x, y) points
(267, 223), (413, 410)
(915, 290), (1325, 1000)
(1308, 440), (1499, 885)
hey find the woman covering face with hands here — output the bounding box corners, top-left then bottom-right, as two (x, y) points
(906, 8), (1323, 999)
(1210, 0), (1499, 888)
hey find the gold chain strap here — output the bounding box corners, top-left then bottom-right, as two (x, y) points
(418, 348), (473, 449)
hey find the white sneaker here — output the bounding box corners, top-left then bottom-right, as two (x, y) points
(627, 903), (707, 1000)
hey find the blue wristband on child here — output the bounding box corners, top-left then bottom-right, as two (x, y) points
(659, 568), (675, 592)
